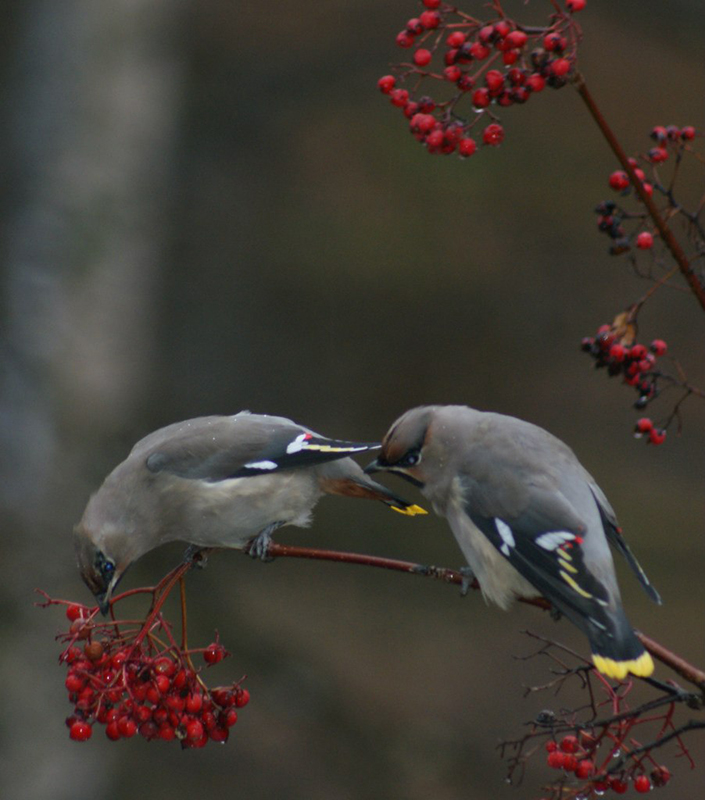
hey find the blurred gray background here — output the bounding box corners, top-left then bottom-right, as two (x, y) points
(1, 1), (703, 798)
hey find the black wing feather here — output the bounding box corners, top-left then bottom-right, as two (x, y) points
(590, 488), (661, 605)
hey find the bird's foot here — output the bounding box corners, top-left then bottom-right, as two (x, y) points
(248, 523), (281, 562)
(184, 545), (208, 569)
(459, 566), (476, 597)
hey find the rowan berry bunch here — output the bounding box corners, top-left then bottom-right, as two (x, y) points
(500, 634), (702, 800)
(579, 121), (705, 443)
(596, 125), (700, 257)
(37, 578), (249, 748)
(378, 1), (585, 157)
(580, 320), (673, 444)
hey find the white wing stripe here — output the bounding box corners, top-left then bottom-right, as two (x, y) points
(495, 518), (516, 557)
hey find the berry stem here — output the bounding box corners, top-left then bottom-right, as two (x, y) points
(573, 73), (705, 312)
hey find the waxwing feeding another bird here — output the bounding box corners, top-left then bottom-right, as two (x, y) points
(75, 411), (426, 613)
(365, 405), (661, 680)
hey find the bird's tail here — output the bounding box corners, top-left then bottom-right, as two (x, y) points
(586, 609), (654, 680)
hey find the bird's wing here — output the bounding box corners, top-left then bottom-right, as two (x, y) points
(588, 483), (661, 604)
(461, 478), (615, 626)
(142, 415), (379, 481)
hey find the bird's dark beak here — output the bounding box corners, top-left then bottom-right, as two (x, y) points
(364, 458), (382, 474)
(96, 591), (111, 616)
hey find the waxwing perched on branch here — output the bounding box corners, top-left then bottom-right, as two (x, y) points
(75, 411), (425, 613)
(365, 405), (661, 680)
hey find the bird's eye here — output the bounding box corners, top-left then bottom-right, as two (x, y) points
(401, 451), (420, 467)
(95, 552), (116, 580)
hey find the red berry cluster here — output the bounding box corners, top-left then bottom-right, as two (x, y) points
(378, 2), (584, 157)
(581, 325), (669, 443)
(545, 735), (671, 795)
(59, 602), (249, 747)
(599, 125), (699, 254)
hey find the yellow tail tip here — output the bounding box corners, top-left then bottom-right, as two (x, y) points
(592, 650), (654, 680)
(390, 504), (428, 516)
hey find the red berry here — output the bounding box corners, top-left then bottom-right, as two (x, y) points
(209, 726), (229, 743)
(419, 10), (440, 29)
(469, 42), (490, 60)
(563, 754), (578, 772)
(65, 673), (85, 693)
(507, 68), (526, 86)
(575, 759), (594, 779)
(234, 688), (250, 708)
(446, 31), (465, 48)
(634, 775), (651, 793)
(221, 708), (239, 727)
(651, 125), (667, 142)
(545, 740), (558, 752)
(494, 21), (511, 38)
(186, 692), (204, 714)
(566, 0), (587, 11)
(457, 75), (475, 92)
(478, 25), (495, 44)
(423, 0), (441, 8)
(105, 720), (121, 740)
(609, 343), (626, 362)
(413, 48), (432, 67)
(165, 692), (186, 712)
(139, 721), (159, 740)
(650, 766), (671, 787)
(396, 31), (414, 49)
(550, 58), (571, 77)
(560, 735), (579, 753)
(501, 50), (519, 65)
(69, 721), (93, 741)
(648, 428), (667, 446)
(547, 751), (565, 769)
(636, 231), (654, 249)
(472, 87), (491, 109)
(681, 125), (696, 140)
(650, 338), (667, 356)
(426, 129), (444, 150)
(482, 123), (504, 146)
(485, 69), (504, 93)
(505, 30), (528, 49)
(635, 418), (653, 434)
(66, 604), (86, 622)
(609, 170), (629, 191)
(610, 777), (628, 795)
(458, 138), (477, 158)
(526, 73), (546, 92)
(649, 147), (668, 163)
(158, 724), (176, 741)
(389, 88), (410, 108)
(544, 33), (565, 52)
(642, 181), (654, 197)
(629, 343), (647, 360)
(443, 65), (461, 82)
(377, 75), (396, 94)
(118, 716), (137, 738)
(186, 719), (205, 741)
(410, 113), (436, 134)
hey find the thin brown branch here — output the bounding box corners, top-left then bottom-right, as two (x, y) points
(574, 73), (705, 312)
(260, 543), (704, 691)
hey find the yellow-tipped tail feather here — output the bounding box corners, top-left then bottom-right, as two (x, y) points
(592, 650), (654, 680)
(391, 504), (428, 516)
